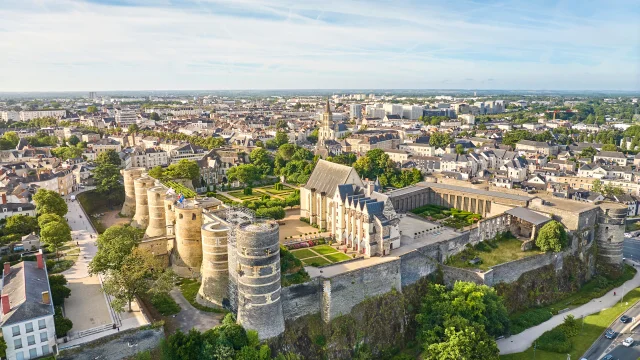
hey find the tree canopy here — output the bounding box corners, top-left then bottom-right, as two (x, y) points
(4, 215), (38, 236)
(96, 149), (121, 167)
(90, 225), (142, 274)
(353, 149), (423, 188)
(40, 221), (71, 259)
(166, 160), (200, 181)
(429, 132), (453, 149)
(227, 164), (262, 186)
(535, 220), (567, 252)
(33, 189), (68, 217)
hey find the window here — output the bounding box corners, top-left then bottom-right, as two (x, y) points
(25, 322), (33, 333)
(12, 325), (20, 336)
(38, 319), (46, 330)
(29, 348), (37, 358)
(39, 332), (47, 342)
(14, 338), (22, 349)
(42, 344), (49, 355)
(27, 335), (35, 346)
(15, 351), (23, 360)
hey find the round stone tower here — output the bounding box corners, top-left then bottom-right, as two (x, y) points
(596, 203), (627, 268)
(173, 202), (203, 270)
(131, 176), (155, 229)
(120, 167), (145, 216)
(197, 222), (229, 308)
(236, 221), (285, 340)
(145, 186), (167, 238)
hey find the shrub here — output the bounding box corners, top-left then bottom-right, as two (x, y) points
(243, 187), (253, 196)
(150, 292), (181, 316)
(509, 308), (553, 334)
(536, 326), (571, 353)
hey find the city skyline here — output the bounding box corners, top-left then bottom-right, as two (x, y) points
(1, 0), (639, 92)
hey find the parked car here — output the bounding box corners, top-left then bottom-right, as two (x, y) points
(605, 329), (616, 339)
(621, 315), (632, 323)
(623, 337), (634, 347)
(601, 354), (615, 360)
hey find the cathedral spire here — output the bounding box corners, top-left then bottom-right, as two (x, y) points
(325, 98), (332, 114)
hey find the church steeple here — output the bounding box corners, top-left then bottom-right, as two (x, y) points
(319, 97), (334, 147)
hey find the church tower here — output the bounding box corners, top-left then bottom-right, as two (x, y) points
(318, 98), (333, 147)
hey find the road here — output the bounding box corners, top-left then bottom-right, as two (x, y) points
(62, 188), (99, 279)
(498, 259), (640, 354)
(582, 300), (640, 360)
(624, 238), (640, 264)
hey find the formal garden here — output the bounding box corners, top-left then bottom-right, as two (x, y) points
(290, 244), (352, 267)
(411, 204), (482, 229)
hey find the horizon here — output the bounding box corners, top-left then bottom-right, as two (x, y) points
(1, 0), (639, 92)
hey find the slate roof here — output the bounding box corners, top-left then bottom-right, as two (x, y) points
(304, 160), (358, 198)
(505, 207), (551, 226)
(0, 261), (54, 327)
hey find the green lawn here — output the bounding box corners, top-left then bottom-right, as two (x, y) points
(447, 238), (543, 271)
(501, 287), (640, 360)
(178, 278), (227, 314)
(325, 252), (352, 262)
(291, 249), (317, 259)
(312, 245), (339, 255)
(302, 256), (332, 267)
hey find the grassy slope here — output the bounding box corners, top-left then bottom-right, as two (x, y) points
(501, 287), (640, 360)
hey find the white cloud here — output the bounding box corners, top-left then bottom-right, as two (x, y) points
(0, 0), (638, 91)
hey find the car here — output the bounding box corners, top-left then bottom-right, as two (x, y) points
(621, 315), (632, 323)
(623, 337), (635, 346)
(601, 355), (615, 360)
(605, 329), (616, 339)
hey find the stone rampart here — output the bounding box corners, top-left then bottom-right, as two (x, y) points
(281, 278), (322, 321)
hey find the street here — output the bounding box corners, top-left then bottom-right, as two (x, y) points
(623, 238), (640, 264)
(581, 300), (640, 360)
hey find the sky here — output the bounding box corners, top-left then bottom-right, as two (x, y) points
(0, 0), (639, 92)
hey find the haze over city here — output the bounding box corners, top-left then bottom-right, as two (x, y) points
(1, 0), (639, 91)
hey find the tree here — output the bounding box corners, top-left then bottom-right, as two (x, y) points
(67, 135), (80, 146)
(227, 164), (262, 186)
(87, 105), (98, 113)
(150, 112), (161, 121)
(535, 220), (567, 252)
(249, 148), (273, 175)
(592, 179), (604, 194)
(429, 132), (453, 149)
(455, 144), (466, 155)
(580, 146), (598, 159)
(94, 162), (124, 204)
(166, 160), (200, 181)
(307, 128), (319, 144)
(424, 318), (499, 360)
(49, 274), (71, 306)
(96, 149), (121, 167)
(603, 182), (624, 197)
(52, 146), (83, 160)
(3, 131), (20, 147)
(102, 248), (173, 312)
(4, 215), (38, 236)
(128, 124), (140, 133)
(38, 213), (64, 229)
(40, 221), (71, 260)
(255, 206), (285, 220)
(0, 337), (6, 359)
(89, 225), (142, 274)
(54, 307), (73, 337)
(417, 282), (509, 344)
(148, 166), (165, 179)
(33, 189), (68, 217)
(601, 144), (618, 151)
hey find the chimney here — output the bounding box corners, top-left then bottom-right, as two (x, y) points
(36, 252), (44, 269)
(1, 295), (9, 314)
(41, 291), (50, 305)
(3, 262), (9, 277)
(1, 193), (5, 205)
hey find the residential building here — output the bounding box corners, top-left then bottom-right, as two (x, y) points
(0, 252), (57, 360)
(349, 104), (362, 120)
(89, 138), (122, 154)
(126, 147), (169, 169)
(594, 151), (628, 166)
(114, 109), (137, 126)
(19, 110), (66, 121)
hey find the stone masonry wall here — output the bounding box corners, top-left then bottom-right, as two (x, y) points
(441, 264), (485, 286)
(323, 259), (401, 321)
(484, 251), (564, 286)
(281, 278), (322, 321)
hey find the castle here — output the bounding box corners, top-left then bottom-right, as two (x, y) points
(121, 161), (626, 341)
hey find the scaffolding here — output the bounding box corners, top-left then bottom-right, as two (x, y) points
(224, 206), (256, 312)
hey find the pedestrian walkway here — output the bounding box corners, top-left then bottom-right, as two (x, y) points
(168, 289), (223, 332)
(498, 259), (640, 354)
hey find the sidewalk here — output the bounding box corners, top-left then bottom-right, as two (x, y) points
(498, 259), (640, 354)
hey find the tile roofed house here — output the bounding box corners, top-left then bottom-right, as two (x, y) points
(1, 251), (57, 360)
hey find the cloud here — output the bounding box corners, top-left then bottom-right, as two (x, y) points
(0, 0), (638, 91)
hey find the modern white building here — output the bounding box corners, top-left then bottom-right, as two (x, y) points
(1, 112), (20, 122)
(115, 108), (138, 126)
(402, 105), (423, 120)
(349, 104), (362, 120)
(126, 147), (169, 169)
(0, 252), (57, 360)
(383, 104), (403, 117)
(19, 110), (66, 121)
